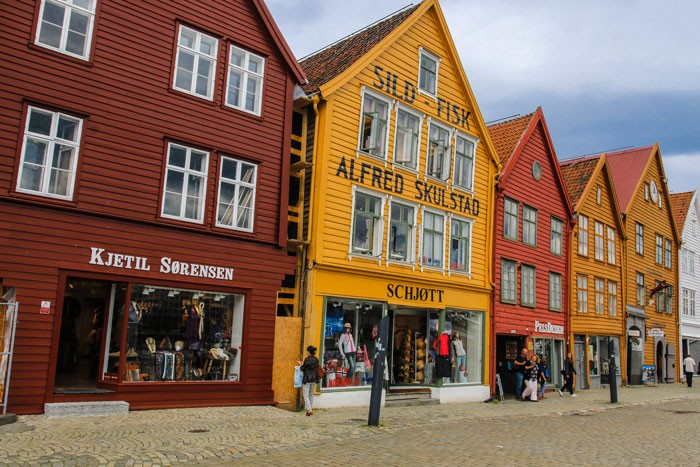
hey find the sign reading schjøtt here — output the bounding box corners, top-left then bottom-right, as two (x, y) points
(534, 321), (564, 335)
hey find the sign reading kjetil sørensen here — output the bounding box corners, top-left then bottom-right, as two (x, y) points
(88, 247), (234, 281)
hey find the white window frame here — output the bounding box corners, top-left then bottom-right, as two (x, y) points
(173, 25), (218, 100)
(426, 121), (451, 181)
(655, 234), (663, 265)
(215, 156), (257, 232)
(550, 217), (563, 255)
(607, 226), (616, 264)
(577, 275), (588, 313)
(161, 143), (209, 223)
(418, 47), (440, 97)
(17, 106), (83, 200)
(453, 132), (477, 191)
(682, 248), (695, 275)
(521, 265), (536, 307)
(504, 197), (519, 241)
(522, 205), (537, 247)
(578, 215), (589, 256)
(387, 199), (417, 263)
(595, 278), (605, 315)
(682, 288), (696, 317)
(350, 187), (386, 257)
(393, 105), (422, 170)
(358, 88), (391, 159)
(35, 0), (97, 60)
(549, 272), (562, 311)
(449, 215), (473, 274)
(656, 281), (666, 313)
(501, 259), (517, 304)
(636, 223), (644, 255)
(225, 45), (265, 116)
(608, 281), (617, 316)
(420, 208), (445, 269)
(594, 221), (604, 261)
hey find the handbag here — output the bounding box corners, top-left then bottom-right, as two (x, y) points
(317, 365), (325, 379)
(293, 365), (303, 388)
(364, 345), (372, 371)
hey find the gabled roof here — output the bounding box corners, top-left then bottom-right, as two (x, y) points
(559, 156), (601, 208)
(486, 113), (534, 167)
(252, 0), (306, 84)
(606, 146), (655, 213)
(670, 191), (695, 235)
(299, 5), (419, 94)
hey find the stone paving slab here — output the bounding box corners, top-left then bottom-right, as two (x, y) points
(0, 384), (698, 466)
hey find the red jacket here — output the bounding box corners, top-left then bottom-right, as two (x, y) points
(432, 332), (451, 356)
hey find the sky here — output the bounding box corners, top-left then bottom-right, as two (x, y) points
(266, 0), (700, 194)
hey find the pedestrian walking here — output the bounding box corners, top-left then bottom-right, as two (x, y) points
(537, 355), (548, 399)
(522, 354), (539, 401)
(559, 352), (577, 397)
(298, 345), (320, 416)
(513, 347), (528, 400)
(683, 354), (696, 388)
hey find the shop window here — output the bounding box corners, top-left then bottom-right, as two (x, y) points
(548, 272), (562, 311)
(501, 259), (517, 304)
(503, 197), (518, 241)
(426, 122), (450, 181)
(450, 217), (472, 273)
(635, 223), (644, 256)
(351, 189), (384, 256)
(36, 0), (97, 60)
(577, 275), (588, 313)
(533, 338), (563, 386)
(226, 45), (265, 115)
(589, 336), (621, 383)
(421, 210), (444, 268)
(665, 238), (672, 269)
(388, 201), (415, 262)
(550, 217), (563, 255)
(216, 156), (257, 231)
(521, 265), (535, 307)
(594, 221), (604, 261)
(607, 226), (616, 264)
(522, 205), (537, 247)
(393, 107), (421, 169)
(418, 48), (439, 96)
(359, 91), (390, 158)
(589, 337), (599, 376)
(173, 25), (218, 100)
(453, 134), (476, 190)
(101, 284), (244, 383)
(578, 215), (589, 256)
(321, 299), (382, 389)
(161, 143), (209, 223)
(444, 310), (483, 384)
(17, 106), (83, 200)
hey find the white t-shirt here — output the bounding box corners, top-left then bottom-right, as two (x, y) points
(683, 356), (696, 373)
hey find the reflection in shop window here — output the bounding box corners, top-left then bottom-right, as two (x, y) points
(105, 285), (244, 383)
(444, 310), (483, 384)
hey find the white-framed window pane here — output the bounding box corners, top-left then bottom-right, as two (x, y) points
(595, 222), (604, 260)
(36, 0), (96, 60)
(389, 202), (414, 262)
(419, 51), (437, 95)
(352, 191), (383, 255)
(501, 260), (517, 303)
(655, 235), (663, 264)
(360, 94), (389, 158)
(174, 26), (218, 100)
(427, 123), (450, 180)
(636, 273), (645, 306)
(523, 206), (537, 246)
(162, 144), (208, 222)
(394, 109), (420, 168)
(504, 197), (518, 240)
(595, 278), (605, 314)
(665, 239), (672, 269)
(454, 135), (475, 189)
(422, 211), (444, 267)
(607, 226), (616, 264)
(577, 275), (588, 312)
(550, 217), (563, 255)
(226, 46), (265, 115)
(450, 218), (471, 272)
(216, 157), (257, 231)
(549, 272), (562, 311)
(636, 223), (644, 255)
(608, 282), (617, 316)
(521, 265), (535, 307)
(578, 215), (589, 256)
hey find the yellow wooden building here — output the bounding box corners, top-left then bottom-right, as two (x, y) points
(607, 145), (680, 384)
(281, 0), (500, 408)
(560, 155), (627, 388)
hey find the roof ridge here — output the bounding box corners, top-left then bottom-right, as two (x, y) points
(299, 4), (416, 62)
(486, 111), (535, 128)
(559, 154), (602, 165)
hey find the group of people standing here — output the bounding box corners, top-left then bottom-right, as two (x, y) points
(513, 347), (577, 401)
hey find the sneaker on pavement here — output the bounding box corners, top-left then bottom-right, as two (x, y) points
(558, 389), (563, 397)
(571, 394), (578, 397)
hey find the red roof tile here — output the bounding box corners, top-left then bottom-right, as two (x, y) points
(559, 156), (601, 208)
(669, 191), (695, 235)
(486, 113), (534, 166)
(299, 5), (420, 94)
(606, 146), (654, 213)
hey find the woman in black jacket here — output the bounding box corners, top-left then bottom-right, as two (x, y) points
(559, 352), (577, 397)
(298, 345), (320, 415)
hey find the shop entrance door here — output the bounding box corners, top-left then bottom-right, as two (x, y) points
(390, 310), (430, 386)
(54, 279), (126, 392)
(656, 340), (665, 384)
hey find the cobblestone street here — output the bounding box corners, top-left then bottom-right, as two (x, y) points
(1, 385), (699, 466)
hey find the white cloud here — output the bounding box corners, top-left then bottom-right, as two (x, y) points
(663, 153), (700, 194)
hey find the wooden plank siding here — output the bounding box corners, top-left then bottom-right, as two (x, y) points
(0, 0), (301, 413)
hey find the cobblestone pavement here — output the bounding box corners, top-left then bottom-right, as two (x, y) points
(0, 385), (699, 466)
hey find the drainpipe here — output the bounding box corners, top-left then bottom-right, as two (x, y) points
(489, 174), (502, 396)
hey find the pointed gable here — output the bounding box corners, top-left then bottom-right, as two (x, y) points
(670, 191), (695, 235)
(560, 156), (601, 209)
(299, 5), (419, 94)
(606, 146), (654, 213)
(487, 113), (534, 167)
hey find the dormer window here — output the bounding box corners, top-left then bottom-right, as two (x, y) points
(418, 48), (440, 97)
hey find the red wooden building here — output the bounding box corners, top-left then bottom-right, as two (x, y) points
(0, 0), (304, 414)
(487, 108), (573, 395)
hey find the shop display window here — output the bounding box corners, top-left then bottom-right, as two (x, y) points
(533, 338), (563, 386)
(103, 284), (244, 383)
(444, 310), (483, 384)
(321, 299), (382, 389)
(588, 336), (620, 383)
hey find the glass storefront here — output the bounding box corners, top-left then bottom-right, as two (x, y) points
(588, 335), (620, 384)
(532, 337), (564, 387)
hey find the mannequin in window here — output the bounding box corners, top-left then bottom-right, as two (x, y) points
(338, 322), (356, 376)
(452, 332), (467, 383)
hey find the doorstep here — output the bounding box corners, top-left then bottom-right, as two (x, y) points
(44, 401), (129, 417)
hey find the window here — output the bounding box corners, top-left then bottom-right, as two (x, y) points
(359, 92), (390, 158)
(596, 185), (602, 204)
(595, 278), (605, 315)
(388, 201), (415, 262)
(226, 46), (265, 115)
(450, 217), (472, 273)
(36, 0), (96, 60)
(644, 183), (649, 201)
(681, 248), (695, 275)
(550, 217), (563, 255)
(608, 281), (617, 316)
(655, 235), (663, 265)
(503, 197), (518, 240)
(453, 134), (476, 190)
(635, 223), (644, 255)
(665, 239), (672, 269)
(351, 190), (384, 256)
(18, 106), (83, 199)
(521, 265), (535, 307)
(655, 281), (666, 313)
(426, 123), (450, 180)
(549, 272), (562, 311)
(418, 49), (439, 96)
(162, 143), (209, 223)
(636, 273), (645, 306)
(665, 285), (673, 315)
(216, 156), (257, 231)
(607, 226), (616, 264)
(682, 288), (696, 317)
(578, 215), (589, 256)
(173, 25), (218, 100)
(594, 221), (604, 261)
(577, 275), (588, 313)
(394, 108), (421, 169)
(421, 210), (444, 268)
(501, 259), (517, 303)
(522, 205), (537, 247)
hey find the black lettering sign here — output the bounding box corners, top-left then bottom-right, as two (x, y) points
(386, 283), (445, 303)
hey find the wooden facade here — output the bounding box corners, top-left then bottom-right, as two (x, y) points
(488, 109), (573, 393)
(0, 0), (303, 414)
(560, 155), (626, 388)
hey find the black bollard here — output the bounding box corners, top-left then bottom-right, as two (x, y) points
(368, 316), (390, 426)
(608, 339), (618, 403)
